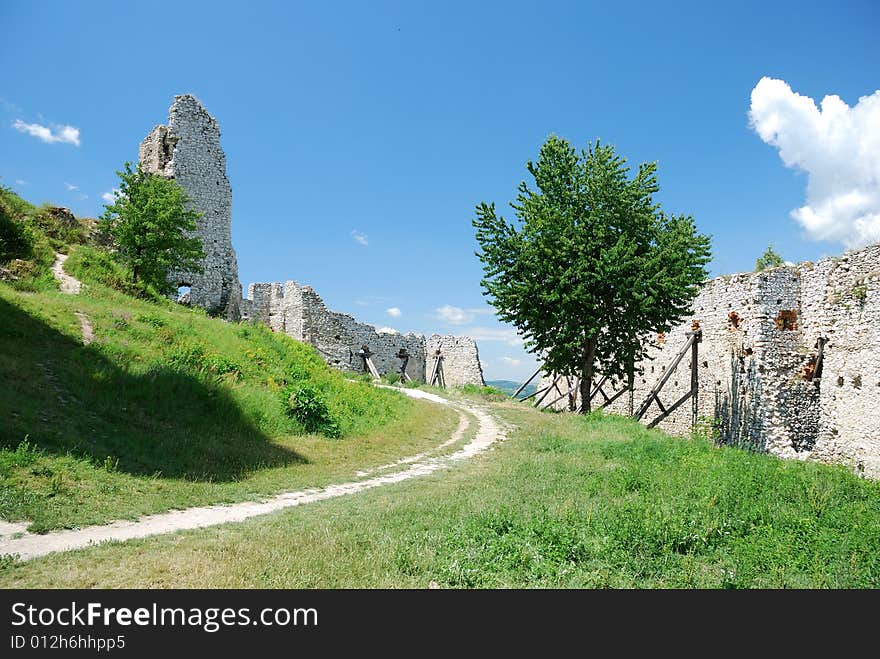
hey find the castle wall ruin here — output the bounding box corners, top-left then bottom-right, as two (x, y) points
(241, 281), (485, 386)
(540, 242), (880, 478)
(139, 95), (242, 319)
(426, 335), (485, 387)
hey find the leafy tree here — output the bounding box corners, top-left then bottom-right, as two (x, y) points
(473, 137), (711, 412)
(755, 245), (785, 271)
(99, 162), (204, 294)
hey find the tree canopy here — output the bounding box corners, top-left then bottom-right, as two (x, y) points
(100, 162), (204, 295)
(473, 137), (711, 412)
(755, 245), (785, 271)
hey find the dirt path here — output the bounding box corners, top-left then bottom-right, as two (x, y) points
(51, 253), (95, 344)
(0, 388), (504, 561)
(51, 253), (81, 294)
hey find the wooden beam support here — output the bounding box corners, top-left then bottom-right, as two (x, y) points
(635, 331), (700, 420)
(535, 374), (563, 407)
(513, 367), (543, 398)
(646, 388), (696, 429)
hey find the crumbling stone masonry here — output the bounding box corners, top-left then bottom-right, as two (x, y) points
(241, 281), (485, 386)
(139, 95), (242, 320)
(137, 95), (485, 386)
(426, 335), (485, 387)
(541, 242), (880, 478)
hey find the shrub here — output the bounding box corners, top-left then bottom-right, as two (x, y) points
(0, 205), (31, 262)
(282, 384), (341, 438)
(384, 372), (401, 385)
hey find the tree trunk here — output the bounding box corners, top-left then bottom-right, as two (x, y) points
(627, 355), (635, 416)
(579, 338), (596, 414)
(132, 246), (141, 284)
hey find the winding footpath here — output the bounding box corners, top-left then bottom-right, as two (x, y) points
(0, 389), (504, 561)
(1, 259), (507, 560)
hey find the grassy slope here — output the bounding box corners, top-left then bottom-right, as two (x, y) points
(0, 185), (88, 292)
(2, 400), (878, 588)
(0, 188), (458, 531)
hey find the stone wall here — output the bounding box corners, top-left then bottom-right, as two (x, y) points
(540, 242), (880, 478)
(139, 95), (242, 320)
(426, 335), (485, 387)
(242, 280), (485, 385)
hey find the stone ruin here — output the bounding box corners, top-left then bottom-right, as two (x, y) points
(240, 281), (485, 386)
(540, 242), (880, 478)
(139, 94), (485, 386)
(139, 95), (242, 320)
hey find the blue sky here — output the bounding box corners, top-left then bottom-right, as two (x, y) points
(1, 1), (878, 381)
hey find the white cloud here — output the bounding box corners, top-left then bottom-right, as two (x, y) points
(436, 304), (471, 325)
(101, 188), (120, 203)
(749, 77), (880, 248)
(386, 307), (402, 318)
(14, 179), (26, 185)
(377, 326), (399, 334)
(465, 326), (524, 347)
(13, 119), (80, 146)
(500, 356), (522, 367)
(78, 193), (89, 200)
(65, 182), (78, 191)
(435, 304), (492, 326)
(351, 230), (369, 246)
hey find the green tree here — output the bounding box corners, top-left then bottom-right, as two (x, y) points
(755, 245), (785, 271)
(99, 162), (204, 294)
(473, 137), (711, 412)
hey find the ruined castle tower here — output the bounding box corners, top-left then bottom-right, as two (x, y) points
(139, 95), (242, 319)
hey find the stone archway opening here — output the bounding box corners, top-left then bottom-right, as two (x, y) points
(177, 285), (192, 305)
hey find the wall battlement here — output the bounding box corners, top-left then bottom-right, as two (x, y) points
(541, 242), (880, 478)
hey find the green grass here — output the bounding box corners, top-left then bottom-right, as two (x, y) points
(0, 185), (90, 292)
(2, 403), (877, 588)
(0, 246), (461, 532)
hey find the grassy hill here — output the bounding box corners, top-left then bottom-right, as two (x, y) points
(0, 186), (457, 532)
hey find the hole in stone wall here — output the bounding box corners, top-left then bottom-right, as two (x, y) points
(177, 285), (191, 305)
(853, 375), (862, 388)
(775, 310), (798, 331)
(777, 299), (782, 305)
(837, 376), (844, 387)
(744, 347), (753, 356)
(657, 332), (666, 346)
(702, 361), (708, 368)
(728, 311), (741, 329)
